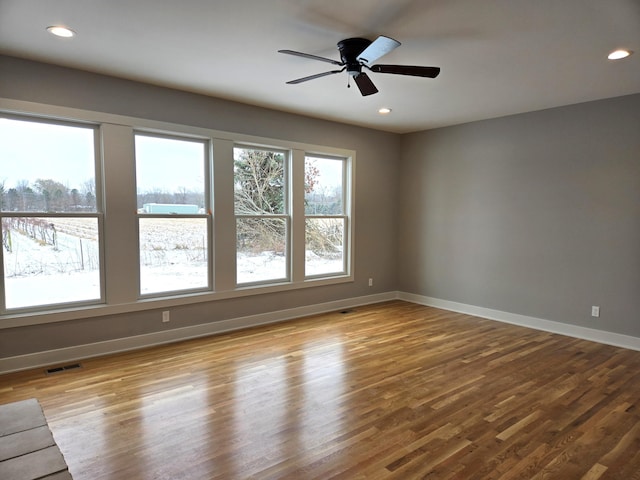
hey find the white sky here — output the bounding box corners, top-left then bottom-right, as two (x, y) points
(135, 134), (205, 193)
(1, 118), (343, 195)
(0, 117), (95, 191)
(306, 155), (343, 193)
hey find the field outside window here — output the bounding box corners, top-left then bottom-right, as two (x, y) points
(305, 155), (347, 277)
(1, 108), (354, 318)
(135, 133), (209, 296)
(0, 116), (102, 311)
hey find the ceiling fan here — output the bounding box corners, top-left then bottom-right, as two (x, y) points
(278, 36), (440, 96)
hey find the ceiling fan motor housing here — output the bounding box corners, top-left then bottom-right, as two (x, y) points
(338, 38), (371, 76)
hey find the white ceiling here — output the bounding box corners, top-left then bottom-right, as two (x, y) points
(1, 0), (639, 133)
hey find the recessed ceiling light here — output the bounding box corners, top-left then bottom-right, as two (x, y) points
(378, 108), (392, 115)
(607, 49), (632, 60)
(46, 26), (76, 38)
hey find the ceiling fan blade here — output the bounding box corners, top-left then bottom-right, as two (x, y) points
(286, 68), (345, 84)
(369, 64), (441, 78)
(353, 72), (378, 96)
(356, 35), (401, 65)
(278, 49), (343, 66)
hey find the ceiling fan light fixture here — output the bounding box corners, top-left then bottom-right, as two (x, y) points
(47, 25), (76, 38)
(378, 107), (392, 115)
(607, 49), (632, 60)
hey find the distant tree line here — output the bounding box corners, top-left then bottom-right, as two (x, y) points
(136, 188), (205, 210)
(0, 178), (96, 212)
(0, 178), (208, 213)
(305, 188), (342, 215)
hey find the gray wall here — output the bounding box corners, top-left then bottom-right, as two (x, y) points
(2, 54), (639, 360)
(0, 56), (400, 357)
(398, 94), (640, 337)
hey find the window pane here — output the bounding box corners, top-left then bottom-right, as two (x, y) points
(135, 135), (206, 212)
(0, 118), (97, 213)
(237, 218), (287, 284)
(234, 148), (285, 214)
(305, 156), (343, 215)
(135, 134), (209, 297)
(2, 216), (100, 309)
(139, 218), (208, 294)
(306, 218), (345, 276)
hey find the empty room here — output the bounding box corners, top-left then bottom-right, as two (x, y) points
(1, 1), (639, 479)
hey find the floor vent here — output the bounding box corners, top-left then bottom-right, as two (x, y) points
(340, 309), (354, 314)
(45, 363), (82, 375)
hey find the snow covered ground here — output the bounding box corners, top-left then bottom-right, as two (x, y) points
(3, 220), (101, 308)
(3, 224), (343, 309)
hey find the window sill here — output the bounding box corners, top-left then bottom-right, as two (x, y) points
(0, 274), (353, 329)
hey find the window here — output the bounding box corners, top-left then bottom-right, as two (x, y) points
(234, 146), (288, 284)
(135, 133), (210, 295)
(1, 101), (354, 320)
(0, 116), (102, 311)
(304, 155), (348, 277)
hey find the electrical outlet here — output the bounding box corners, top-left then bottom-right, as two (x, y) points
(591, 306), (600, 318)
(162, 311), (170, 323)
(368, 278), (373, 287)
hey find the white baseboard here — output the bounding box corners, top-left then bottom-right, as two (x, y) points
(3, 291), (638, 375)
(0, 292), (396, 374)
(398, 292), (640, 352)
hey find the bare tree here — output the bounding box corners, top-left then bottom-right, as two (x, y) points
(34, 179), (70, 212)
(0, 180), (5, 211)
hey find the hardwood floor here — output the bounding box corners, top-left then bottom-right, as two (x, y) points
(1, 301), (639, 479)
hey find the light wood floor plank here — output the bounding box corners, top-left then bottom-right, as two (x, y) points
(1, 301), (639, 479)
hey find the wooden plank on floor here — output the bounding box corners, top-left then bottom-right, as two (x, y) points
(0, 301), (639, 479)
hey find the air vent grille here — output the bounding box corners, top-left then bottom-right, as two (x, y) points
(45, 363), (82, 375)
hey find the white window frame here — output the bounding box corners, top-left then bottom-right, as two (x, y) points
(303, 153), (351, 279)
(134, 131), (213, 298)
(233, 145), (290, 286)
(0, 113), (105, 313)
(0, 99), (355, 328)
